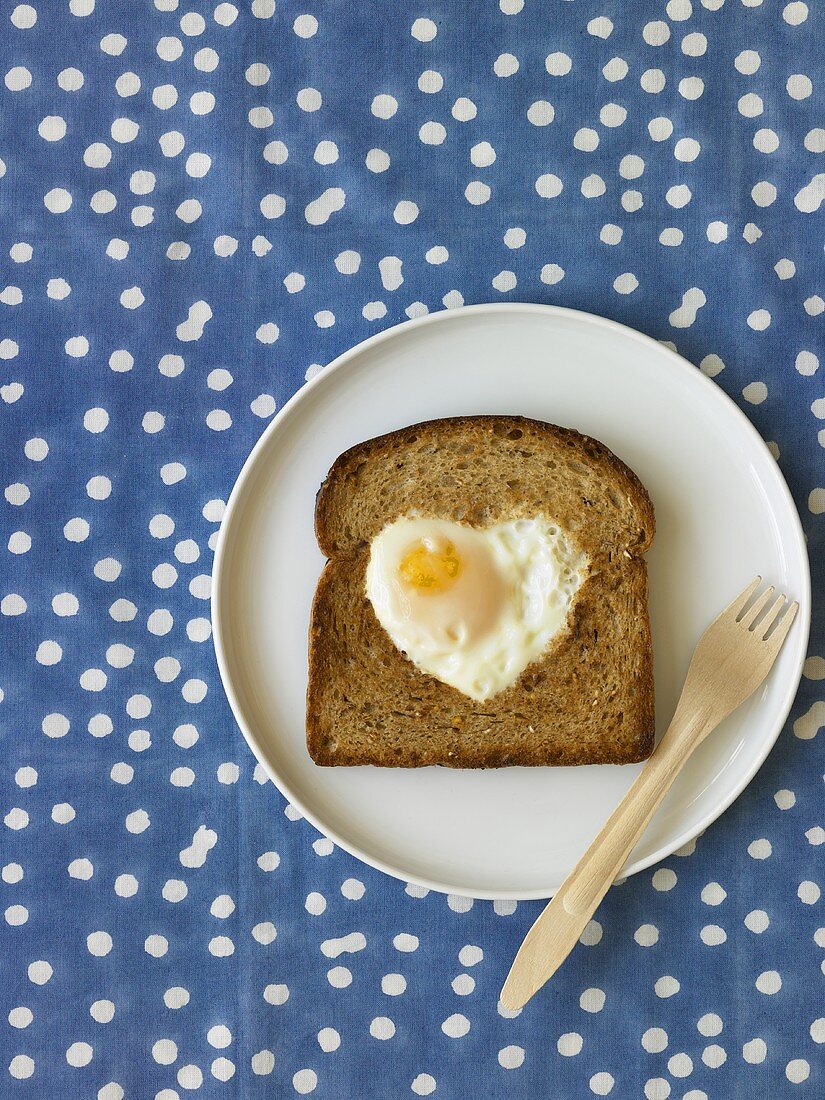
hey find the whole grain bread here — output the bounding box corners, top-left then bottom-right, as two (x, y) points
(307, 416), (655, 767)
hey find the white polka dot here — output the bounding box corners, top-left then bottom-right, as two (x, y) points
(313, 1027), (340, 1053)
(44, 187), (73, 214)
(496, 1045), (525, 1069)
(9, 1055), (34, 1079)
(263, 983), (289, 1005)
(5, 65), (32, 90)
(464, 181), (491, 206)
(27, 960), (52, 985)
(114, 873), (139, 898)
(665, 185), (691, 208)
(294, 14), (318, 37)
(36, 640), (63, 665)
(206, 1025), (232, 1050)
(296, 87), (321, 112)
(365, 148), (390, 172)
(4, 808), (28, 829)
(648, 116), (673, 141)
(125, 810), (149, 834)
(635, 923), (660, 946)
(452, 97), (477, 121)
(42, 713), (69, 738)
(655, 976), (680, 998)
(2, 864), (24, 885)
(743, 381), (769, 404)
(110, 762), (133, 784)
(418, 70), (443, 93)
(590, 1072), (615, 1095)
(642, 1027), (669, 1053)
(674, 139), (701, 163)
(178, 1065), (203, 1090)
(546, 51), (572, 76)
(89, 713), (114, 737)
(89, 1003), (115, 1025)
(39, 115), (66, 141)
(90, 190), (117, 214)
(535, 173), (563, 199)
(700, 924), (727, 945)
(652, 868), (677, 891)
(751, 181), (777, 207)
(411, 1074), (436, 1095)
(87, 931), (113, 956)
(442, 1013), (470, 1038)
(411, 16), (437, 41)
(212, 1), (237, 24)
(798, 880), (820, 903)
(580, 987), (606, 1012)
(623, 190), (644, 212)
(786, 1059), (810, 1083)
(643, 20), (670, 45)
(326, 965), (352, 988)
(787, 74), (812, 100)
(707, 221), (728, 243)
(394, 200), (419, 224)
(305, 891), (327, 915)
(492, 270), (517, 292)
(9, 1006), (33, 1029)
(783, 0), (808, 22)
(494, 53), (519, 77)
(370, 1016), (395, 1040)
(448, 971), (474, 996)
(56, 66), (83, 91)
(679, 76), (704, 100)
(419, 121), (446, 145)
(682, 32), (707, 57)
(381, 973), (406, 996)
(574, 127), (599, 152)
(756, 970), (782, 994)
(739, 93), (763, 117)
(743, 1038), (767, 1064)
(527, 100), (554, 125)
(600, 103), (627, 126)
(548, 1030), (582, 1058)
(796, 351), (818, 376)
(614, 273), (639, 295)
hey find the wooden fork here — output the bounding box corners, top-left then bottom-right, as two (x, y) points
(500, 577), (799, 1012)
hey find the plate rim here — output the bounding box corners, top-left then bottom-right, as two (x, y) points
(211, 302), (812, 900)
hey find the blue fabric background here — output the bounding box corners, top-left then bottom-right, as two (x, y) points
(1, 1), (823, 1097)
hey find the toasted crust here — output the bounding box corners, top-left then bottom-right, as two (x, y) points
(307, 416), (655, 767)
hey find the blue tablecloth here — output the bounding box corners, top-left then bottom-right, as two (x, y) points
(2, 1), (823, 1096)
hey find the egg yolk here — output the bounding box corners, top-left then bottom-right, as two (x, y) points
(398, 540), (462, 594)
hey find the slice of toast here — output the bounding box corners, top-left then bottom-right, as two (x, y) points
(307, 416), (655, 767)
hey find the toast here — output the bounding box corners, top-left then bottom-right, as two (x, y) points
(307, 416), (655, 767)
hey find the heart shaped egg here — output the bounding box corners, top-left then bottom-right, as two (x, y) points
(365, 516), (588, 701)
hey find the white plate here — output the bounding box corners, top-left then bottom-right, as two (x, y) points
(212, 304), (810, 900)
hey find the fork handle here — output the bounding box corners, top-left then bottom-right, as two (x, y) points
(562, 710), (708, 915)
(500, 708), (714, 1011)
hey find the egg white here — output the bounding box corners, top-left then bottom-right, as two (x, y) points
(365, 516), (588, 701)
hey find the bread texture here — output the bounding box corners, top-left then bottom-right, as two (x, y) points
(307, 416), (655, 767)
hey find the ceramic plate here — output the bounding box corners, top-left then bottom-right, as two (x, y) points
(212, 304), (810, 900)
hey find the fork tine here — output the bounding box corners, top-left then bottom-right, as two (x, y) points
(725, 576), (762, 618)
(740, 585), (775, 629)
(760, 595), (787, 639)
(765, 601), (798, 648)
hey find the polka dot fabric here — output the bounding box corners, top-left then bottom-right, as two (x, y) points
(0, 1), (823, 1096)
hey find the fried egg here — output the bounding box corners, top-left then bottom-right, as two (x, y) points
(365, 516), (588, 701)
